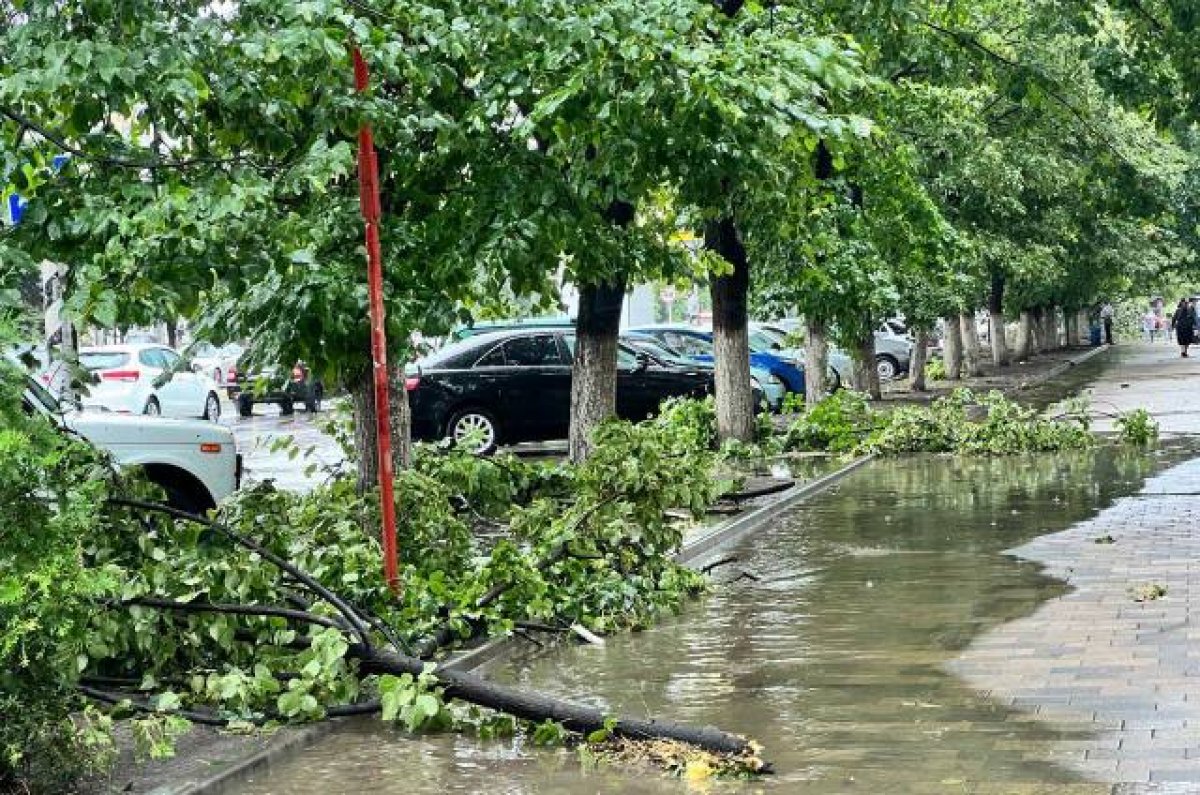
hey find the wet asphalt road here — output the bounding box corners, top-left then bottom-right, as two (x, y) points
(219, 397), (346, 492)
(220, 396), (566, 493)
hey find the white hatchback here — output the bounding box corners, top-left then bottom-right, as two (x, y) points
(80, 344), (223, 421)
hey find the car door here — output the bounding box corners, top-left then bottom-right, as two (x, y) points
(500, 334), (571, 442)
(154, 348), (204, 417)
(615, 344), (663, 421)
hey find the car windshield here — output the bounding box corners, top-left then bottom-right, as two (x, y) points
(748, 329), (787, 353)
(80, 351), (130, 371)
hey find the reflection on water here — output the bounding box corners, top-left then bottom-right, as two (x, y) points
(235, 446), (1190, 794)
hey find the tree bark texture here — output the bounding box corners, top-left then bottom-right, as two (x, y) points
(1031, 307), (1046, 354)
(568, 279), (625, 463)
(1044, 307), (1060, 350)
(987, 274), (1009, 367)
(959, 313), (984, 377)
(1063, 310), (1077, 349)
(850, 327), (881, 400)
(706, 217), (756, 442)
(1014, 311), (1034, 360)
(942, 314), (963, 381)
(804, 317), (829, 407)
(351, 365), (413, 495)
(909, 328), (930, 391)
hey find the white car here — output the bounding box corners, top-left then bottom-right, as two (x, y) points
(185, 341), (244, 387)
(22, 375), (240, 512)
(79, 344), (223, 421)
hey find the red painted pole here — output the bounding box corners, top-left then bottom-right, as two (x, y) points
(352, 47), (400, 594)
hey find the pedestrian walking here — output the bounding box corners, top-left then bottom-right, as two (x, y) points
(1171, 298), (1195, 357)
(1100, 302), (1115, 345)
(1143, 311), (1158, 343)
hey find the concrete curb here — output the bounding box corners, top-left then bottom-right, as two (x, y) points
(160, 722), (338, 795)
(675, 454), (874, 567)
(1005, 344), (1110, 395)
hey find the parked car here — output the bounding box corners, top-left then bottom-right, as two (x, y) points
(185, 341), (244, 387)
(230, 360), (324, 417)
(78, 344), (222, 421)
(751, 324), (850, 392)
(406, 329), (715, 453)
(872, 328), (915, 381)
(626, 325), (808, 396)
(621, 334), (784, 411)
(21, 373), (240, 512)
(763, 319), (914, 382)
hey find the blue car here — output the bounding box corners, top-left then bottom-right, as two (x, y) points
(626, 325), (807, 395)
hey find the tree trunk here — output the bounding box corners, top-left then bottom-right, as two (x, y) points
(1030, 307), (1045, 354)
(706, 216), (755, 443)
(1014, 310), (1034, 360)
(1045, 307), (1060, 350)
(959, 313), (984, 377)
(166, 319), (178, 348)
(987, 274), (1009, 367)
(804, 317), (828, 407)
(942, 314), (963, 381)
(568, 279), (625, 463)
(1063, 310), (1076, 349)
(909, 328), (930, 392)
(351, 366), (412, 495)
(851, 327), (881, 400)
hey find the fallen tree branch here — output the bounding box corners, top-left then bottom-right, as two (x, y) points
(414, 496), (619, 659)
(106, 498), (375, 649)
(111, 597), (345, 631)
(353, 644), (757, 757)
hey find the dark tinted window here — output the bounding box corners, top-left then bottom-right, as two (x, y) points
(562, 335), (637, 368)
(502, 335), (564, 367)
(474, 343), (506, 367)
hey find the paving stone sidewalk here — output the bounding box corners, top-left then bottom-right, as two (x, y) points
(950, 344), (1200, 790)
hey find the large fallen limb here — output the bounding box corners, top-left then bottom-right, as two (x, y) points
(107, 498), (375, 648)
(353, 644), (755, 757)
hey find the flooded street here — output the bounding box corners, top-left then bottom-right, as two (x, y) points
(234, 443), (1194, 794)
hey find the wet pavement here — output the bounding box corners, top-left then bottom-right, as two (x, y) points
(1071, 344), (1200, 435)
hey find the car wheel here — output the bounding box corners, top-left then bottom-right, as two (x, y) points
(143, 397), (161, 416)
(279, 397), (295, 416)
(875, 355), (900, 381)
(237, 394), (254, 418)
(203, 392), (221, 422)
(446, 409), (499, 455)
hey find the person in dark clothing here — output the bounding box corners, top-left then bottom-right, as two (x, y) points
(1171, 298), (1195, 357)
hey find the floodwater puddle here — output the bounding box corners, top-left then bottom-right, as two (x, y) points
(234, 444), (1194, 794)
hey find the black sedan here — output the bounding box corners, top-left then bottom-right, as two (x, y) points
(408, 329), (714, 453)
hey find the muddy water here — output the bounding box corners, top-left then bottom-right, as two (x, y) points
(235, 446), (1189, 794)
